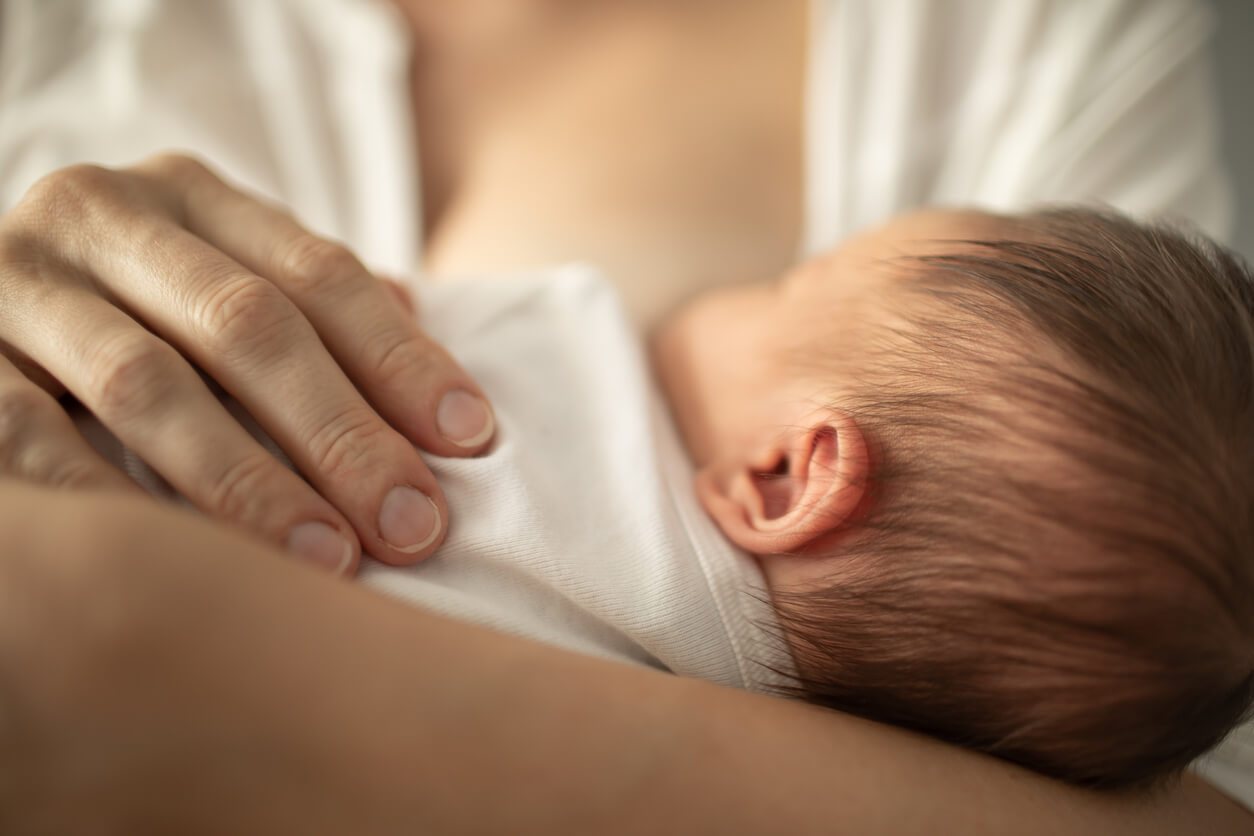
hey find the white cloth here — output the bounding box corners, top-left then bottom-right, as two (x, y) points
(364, 270), (791, 693)
(0, 0), (422, 278)
(2, 0), (1249, 807)
(79, 267), (795, 694)
(0, 0), (1233, 282)
(802, 0), (1233, 254)
(1196, 721), (1254, 817)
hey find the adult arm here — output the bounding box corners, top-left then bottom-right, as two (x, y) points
(2, 483), (1249, 835)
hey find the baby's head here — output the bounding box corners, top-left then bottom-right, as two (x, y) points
(652, 207), (1254, 788)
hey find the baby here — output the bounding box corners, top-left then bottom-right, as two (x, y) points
(650, 206), (1254, 789)
(89, 206), (1254, 790)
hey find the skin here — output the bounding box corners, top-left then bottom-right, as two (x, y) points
(0, 1), (1247, 829)
(0, 155), (495, 574)
(2, 208), (1250, 830)
(404, 0), (807, 327)
(653, 208), (1006, 589)
(3, 481), (1252, 835)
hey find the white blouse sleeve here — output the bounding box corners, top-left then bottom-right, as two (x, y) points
(804, 0), (1233, 253)
(0, 0), (421, 275)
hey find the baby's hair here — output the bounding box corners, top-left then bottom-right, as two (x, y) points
(770, 207), (1254, 789)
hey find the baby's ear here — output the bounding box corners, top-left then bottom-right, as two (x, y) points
(696, 412), (869, 555)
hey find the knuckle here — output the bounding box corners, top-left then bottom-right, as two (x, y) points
(193, 274), (304, 361)
(119, 212), (180, 258)
(201, 450), (286, 525)
(90, 334), (181, 421)
(137, 152), (212, 187)
(15, 164), (117, 226)
(274, 234), (363, 297)
(306, 403), (395, 482)
(366, 330), (438, 388)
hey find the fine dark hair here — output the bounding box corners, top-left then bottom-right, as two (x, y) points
(770, 207), (1254, 789)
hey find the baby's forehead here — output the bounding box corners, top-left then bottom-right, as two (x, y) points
(795, 210), (1015, 295)
(870, 207), (1013, 242)
(782, 213), (1009, 327)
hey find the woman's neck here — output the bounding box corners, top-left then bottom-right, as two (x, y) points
(397, 0), (809, 328)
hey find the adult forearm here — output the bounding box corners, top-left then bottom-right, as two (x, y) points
(1, 484), (1248, 835)
(0, 485), (702, 834)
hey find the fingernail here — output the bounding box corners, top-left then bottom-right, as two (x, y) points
(378, 486), (441, 553)
(285, 521), (353, 574)
(436, 389), (495, 448)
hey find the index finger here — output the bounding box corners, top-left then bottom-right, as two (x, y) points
(151, 157), (496, 457)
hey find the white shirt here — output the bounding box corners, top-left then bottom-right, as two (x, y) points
(366, 271), (792, 693)
(802, 0), (1233, 253)
(81, 267), (795, 693)
(3, 0), (1249, 807)
(0, 0), (1233, 283)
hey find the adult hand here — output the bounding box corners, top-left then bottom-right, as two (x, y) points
(0, 154), (495, 574)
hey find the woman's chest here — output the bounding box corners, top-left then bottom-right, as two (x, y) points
(414, 0), (808, 329)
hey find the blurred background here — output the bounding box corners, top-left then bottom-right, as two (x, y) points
(1214, 0), (1254, 260)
